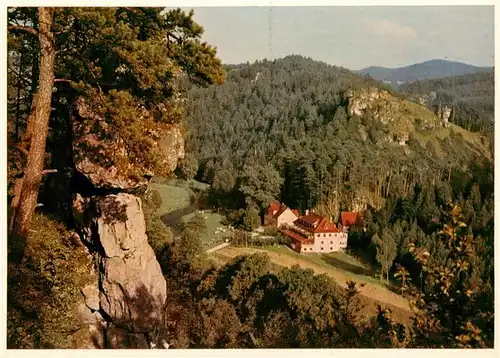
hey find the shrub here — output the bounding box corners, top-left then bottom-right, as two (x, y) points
(139, 188), (173, 254)
(262, 227), (280, 237)
(8, 214), (95, 348)
(231, 231), (290, 247)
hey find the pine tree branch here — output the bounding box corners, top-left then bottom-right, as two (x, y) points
(15, 145), (29, 157)
(41, 169), (57, 175)
(8, 25), (38, 36)
(7, 65), (32, 86)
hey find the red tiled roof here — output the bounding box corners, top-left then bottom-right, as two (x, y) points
(314, 218), (340, 233)
(291, 209), (300, 217)
(298, 213), (323, 226)
(341, 212), (357, 227)
(268, 203), (281, 214)
(295, 214), (339, 234)
(283, 230), (313, 244)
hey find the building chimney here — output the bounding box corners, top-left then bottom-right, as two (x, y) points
(305, 209), (310, 215)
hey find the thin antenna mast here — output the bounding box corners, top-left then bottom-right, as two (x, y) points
(268, 6), (273, 60)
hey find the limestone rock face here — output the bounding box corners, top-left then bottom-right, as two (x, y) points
(82, 284), (101, 311)
(72, 98), (184, 189)
(73, 193), (167, 333)
(76, 303), (107, 348)
(158, 124), (185, 173)
(95, 194), (148, 259)
(72, 98), (148, 190)
(70, 95), (176, 347)
(346, 87), (439, 133)
(106, 324), (149, 349)
(348, 87), (386, 117)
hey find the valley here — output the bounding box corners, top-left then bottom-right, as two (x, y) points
(6, 6), (494, 350)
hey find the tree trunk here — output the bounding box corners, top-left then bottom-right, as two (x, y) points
(15, 52), (25, 141)
(386, 171), (392, 199)
(11, 7), (55, 238)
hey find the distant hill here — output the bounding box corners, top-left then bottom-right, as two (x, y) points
(357, 59), (493, 87)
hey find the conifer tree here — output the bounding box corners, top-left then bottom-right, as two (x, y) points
(7, 7), (225, 237)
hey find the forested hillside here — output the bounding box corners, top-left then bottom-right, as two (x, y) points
(400, 71), (494, 135)
(174, 55), (494, 348)
(181, 56), (492, 219)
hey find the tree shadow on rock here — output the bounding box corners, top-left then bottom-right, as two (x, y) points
(90, 283), (168, 349)
(100, 195), (129, 224)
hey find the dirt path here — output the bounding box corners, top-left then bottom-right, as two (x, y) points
(212, 246), (413, 324)
(206, 242), (231, 254)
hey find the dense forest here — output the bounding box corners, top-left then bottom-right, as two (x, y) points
(181, 56), (492, 223)
(6, 7), (494, 349)
(400, 71), (494, 135)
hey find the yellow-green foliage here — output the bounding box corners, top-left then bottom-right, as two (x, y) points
(7, 214), (95, 348)
(57, 7), (225, 181)
(139, 188), (174, 254)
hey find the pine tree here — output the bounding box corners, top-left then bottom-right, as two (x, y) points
(7, 7), (225, 237)
(373, 228), (397, 283)
(9, 7), (55, 238)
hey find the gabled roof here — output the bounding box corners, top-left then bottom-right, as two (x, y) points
(274, 206), (288, 219)
(267, 202), (282, 214)
(295, 213), (339, 234)
(314, 218), (340, 233)
(297, 213), (324, 226)
(341, 212), (357, 227)
(267, 203), (300, 219)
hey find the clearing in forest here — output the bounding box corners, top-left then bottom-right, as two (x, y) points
(151, 178), (230, 249)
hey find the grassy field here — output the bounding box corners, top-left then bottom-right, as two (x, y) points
(150, 177), (228, 249)
(412, 123), (491, 161)
(181, 211), (232, 248)
(210, 245), (413, 325)
(251, 245), (392, 290)
(150, 182), (193, 215)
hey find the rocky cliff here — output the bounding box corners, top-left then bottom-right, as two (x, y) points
(336, 87), (490, 213)
(70, 98), (184, 348)
(346, 87), (441, 136)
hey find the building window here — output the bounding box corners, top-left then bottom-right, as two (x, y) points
(329, 233), (331, 237)
(330, 247), (333, 250)
(330, 241), (333, 244)
(321, 241), (324, 244)
(323, 234), (326, 237)
(321, 247), (323, 250)
(310, 248), (313, 251)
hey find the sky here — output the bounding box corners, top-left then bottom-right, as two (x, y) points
(182, 6), (494, 70)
